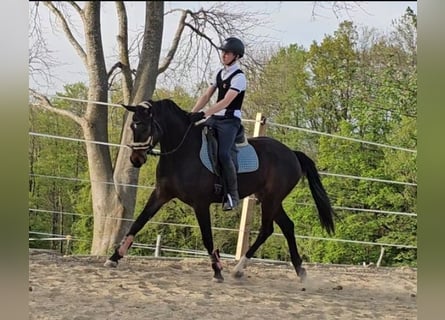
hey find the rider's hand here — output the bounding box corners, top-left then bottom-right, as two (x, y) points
(189, 111), (205, 123)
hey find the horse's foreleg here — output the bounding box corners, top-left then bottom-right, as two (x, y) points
(211, 249), (224, 283)
(103, 235), (134, 268)
(194, 205), (224, 282)
(104, 190), (170, 268)
(118, 235), (134, 256)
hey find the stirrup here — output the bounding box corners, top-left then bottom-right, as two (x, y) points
(222, 194), (238, 211)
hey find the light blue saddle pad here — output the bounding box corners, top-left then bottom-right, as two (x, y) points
(199, 131), (259, 174)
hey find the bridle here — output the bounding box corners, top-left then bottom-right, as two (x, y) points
(127, 101), (194, 157)
(128, 118), (162, 152)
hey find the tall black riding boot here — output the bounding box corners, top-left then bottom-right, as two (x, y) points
(222, 166), (239, 211)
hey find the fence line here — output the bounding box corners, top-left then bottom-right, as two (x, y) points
(30, 185), (418, 218)
(29, 228), (416, 251)
(50, 96), (124, 108)
(30, 173), (156, 190)
(47, 95), (416, 154)
(27, 234), (394, 266)
(319, 171), (417, 187)
(31, 172), (417, 217)
(29, 132), (128, 149)
(29, 209), (417, 250)
(28, 232), (285, 263)
(29, 132), (416, 187)
(265, 120), (416, 153)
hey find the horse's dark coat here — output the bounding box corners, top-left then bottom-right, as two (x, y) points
(108, 99), (335, 281)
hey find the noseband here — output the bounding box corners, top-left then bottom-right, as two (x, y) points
(128, 118), (163, 153)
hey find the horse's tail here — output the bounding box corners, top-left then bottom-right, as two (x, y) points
(294, 151), (336, 235)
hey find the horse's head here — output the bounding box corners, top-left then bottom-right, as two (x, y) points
(122, 100), (162, 168)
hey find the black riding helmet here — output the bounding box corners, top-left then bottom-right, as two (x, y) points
(218, 37), (245, 58)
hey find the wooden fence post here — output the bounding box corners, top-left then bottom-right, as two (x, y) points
(235, 113), (267, 260)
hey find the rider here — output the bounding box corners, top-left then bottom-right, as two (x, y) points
(189, 37), (247, 211)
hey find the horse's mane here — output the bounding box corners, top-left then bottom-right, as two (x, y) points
(152, 99), (189, 122)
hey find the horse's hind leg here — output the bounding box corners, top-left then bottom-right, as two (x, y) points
(233, 202), (275, 278)
(274, 208), (306, 281)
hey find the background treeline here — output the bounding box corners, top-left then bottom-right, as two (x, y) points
(29, 9), (417, 267)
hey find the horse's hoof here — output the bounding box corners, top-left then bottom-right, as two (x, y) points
(232, 270), (244, 279)
(298, 267), (307, 282)
(212, 275), (224, 283)
(104, 259), (118, 268)
(212, 277), (224, 283)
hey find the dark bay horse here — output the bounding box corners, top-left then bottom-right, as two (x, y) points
(104, 99), (335, 282)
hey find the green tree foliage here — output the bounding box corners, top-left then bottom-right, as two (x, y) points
(309, 10), (417, 266)
(306, 21), (359, 134)
(243, 9), (416, 266)
(29, 83), (89, 253)
(247, 44), (313, 152)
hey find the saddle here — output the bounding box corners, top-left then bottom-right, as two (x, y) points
(199, 125), (259, 177)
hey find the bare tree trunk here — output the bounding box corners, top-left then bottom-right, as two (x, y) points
(36, 2), (165, 255)
(112, 2), (164, 245)
(81, 3), (125, 255)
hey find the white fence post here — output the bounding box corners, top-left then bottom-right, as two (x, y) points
(376, 246), (385, 267)
(155, 234), (162, 257)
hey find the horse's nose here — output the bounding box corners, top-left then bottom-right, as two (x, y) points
(129, 151), (146, 168)
(129, 157), (142, 168)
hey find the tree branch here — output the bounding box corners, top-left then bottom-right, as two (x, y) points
(29, 89), (85, 126)
(115, 1), (133, 103)
(67, 1), (84, 20)
(43, 1), (88, 67)
(312, 2), (366, 20)
(183, 21), (219, 49)
(158, 9), (188, 74)
(107, 61), (123, 80)
(29, 2), (60, 88)
(156, 4), (269, 90)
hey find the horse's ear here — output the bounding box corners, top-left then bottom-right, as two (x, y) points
(121, 104), (137, 112)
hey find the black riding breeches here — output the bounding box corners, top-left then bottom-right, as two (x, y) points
(205, 116), (241, 174)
